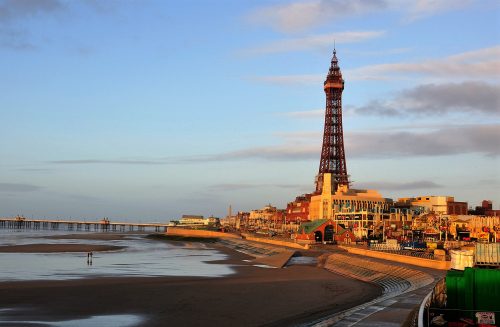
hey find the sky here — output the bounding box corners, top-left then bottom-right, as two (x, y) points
(1, 0), (499, 222)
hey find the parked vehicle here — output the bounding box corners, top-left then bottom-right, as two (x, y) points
(402, 241), (427, 251)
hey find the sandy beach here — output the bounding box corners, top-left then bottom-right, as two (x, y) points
(0, 234), (382, 326)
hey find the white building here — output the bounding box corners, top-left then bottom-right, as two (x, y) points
(178, 215), (220, 226)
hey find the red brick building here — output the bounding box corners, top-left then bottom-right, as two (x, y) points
(296, 219), (336, 243)
(295, 219), (355, 244)
(447, 201), (468, 215)
(286, 194), (312, 224)
(335, 226), (357, 244)
(470, 200), (500, 216)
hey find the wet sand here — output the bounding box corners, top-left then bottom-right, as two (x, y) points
(0, 237), (382, 326)
(0, 243), (124, 253)
(41, 233), (138, 241)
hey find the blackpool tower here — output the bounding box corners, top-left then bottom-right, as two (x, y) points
(315, 48), (349, 194)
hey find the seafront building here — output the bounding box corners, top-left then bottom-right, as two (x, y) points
(247, 204), (287, 231)
(469, 200), (500, 216)
(397, 196), (468, 215)
(286, 194), (312, 224)
(175, 215), (220, 227)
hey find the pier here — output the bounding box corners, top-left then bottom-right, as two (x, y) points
(0, 217), (168, 233)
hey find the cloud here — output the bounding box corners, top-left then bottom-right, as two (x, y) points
(0, 0), (64, 50)
(249, 74), (323, 85)
(0, 182), (42, 192)
(252, 46), (500, 85)
(279, 106), (358, 120)
(344, 47), (413, 56)
(210, 124), (500, 161)
(247, 0), (473, 33)
(346, 124), (500, 158)
(15, 168), (53, 172)
(194, 124), (500, 161)
(349, 46), (500, 81)
(209, 183), (305, 192)
(50, 159), (167, 165)
(354, 81), (500, 117)
(405, 0), (473, 22)
(0, 27), (37, 50)
(48, 123), (500, 167)
(278, 109), (324, 119)
(0, 0), (64, 21)
(242, 30), (385, 55)
(209, 145), (319, 162)
(354, 180), (443, 191)
(0, 0), (114, 51)
(247, 0), (389, 33)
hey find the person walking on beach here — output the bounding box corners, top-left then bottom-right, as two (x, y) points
(87, 251), (93, 265)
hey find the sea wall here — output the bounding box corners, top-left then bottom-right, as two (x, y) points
(241, 234), (308, 250)
(340, 246), (451, 270)
(166, 227), (241, 239)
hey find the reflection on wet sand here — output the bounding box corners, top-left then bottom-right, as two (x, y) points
(0, 230), (234, 281)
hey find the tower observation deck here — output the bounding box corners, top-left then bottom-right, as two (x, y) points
(315, 48), (349, 194)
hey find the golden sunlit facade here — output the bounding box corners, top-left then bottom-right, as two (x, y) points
(309, 173), (392, 221)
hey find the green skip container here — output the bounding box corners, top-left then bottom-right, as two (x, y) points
(446, 267), (500, 320)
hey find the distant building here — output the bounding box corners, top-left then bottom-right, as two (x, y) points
(206, 216), (220, 226)
(447, 200), (468, 215)
(295, 219), (356, 244)
(248, 204), (284, 230)
(411, 196), (452, 214)
(178, 215), (220, 226)
(398, 196), (467, 215)
(296, 219), (336, 244)
(235, 211), (250, 230)
(309, 174), (392, 221)
(469, 200), (500, 216)
(179, 215), (205, 225)
(286, 194), (312, 223)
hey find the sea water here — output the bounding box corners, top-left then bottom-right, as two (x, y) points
(0, 229), (234, 281)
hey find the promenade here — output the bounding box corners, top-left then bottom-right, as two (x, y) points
(216, 234), (446, 327)
(307, 251), (444, 326)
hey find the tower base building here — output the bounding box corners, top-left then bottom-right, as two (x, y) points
(309, 173), (392, 220)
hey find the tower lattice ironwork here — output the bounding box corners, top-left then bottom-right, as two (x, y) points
(315, 48), (349, 193)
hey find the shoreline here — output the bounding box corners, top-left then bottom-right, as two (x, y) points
(0, 232), (383, 326)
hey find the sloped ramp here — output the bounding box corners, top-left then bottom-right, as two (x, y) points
(218, 238), (296, 268)
(252, 250), (296, 268)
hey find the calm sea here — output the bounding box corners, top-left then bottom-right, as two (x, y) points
(0, 229), (234, 281)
